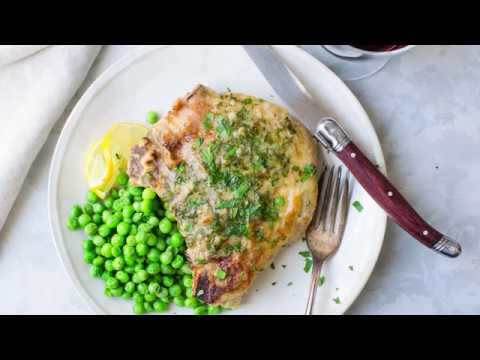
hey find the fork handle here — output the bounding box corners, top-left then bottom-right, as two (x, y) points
(335, 141), (461, 257)
(305, 259), (323, 315)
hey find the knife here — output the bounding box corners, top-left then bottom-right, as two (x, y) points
(243, 45), (461, 258)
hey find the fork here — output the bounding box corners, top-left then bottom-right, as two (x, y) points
(305, 166), (350, 315)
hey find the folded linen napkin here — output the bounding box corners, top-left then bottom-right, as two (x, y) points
(0, 45), (101, 231)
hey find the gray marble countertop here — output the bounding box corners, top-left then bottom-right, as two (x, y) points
(1, 45), (478, 314)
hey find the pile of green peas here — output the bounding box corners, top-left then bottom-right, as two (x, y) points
(66, 171), (222, 315)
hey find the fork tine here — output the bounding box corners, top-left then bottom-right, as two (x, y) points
(311, 166), (328, 228)
(326, 167), (342, 233)
(318, 166), (335, 231)
(335, 169), (350, 238)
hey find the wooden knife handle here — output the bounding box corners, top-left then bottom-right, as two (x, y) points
(336, 141), (461, 258)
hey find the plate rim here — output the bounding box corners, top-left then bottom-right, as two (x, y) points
(48, 45), (387, 315)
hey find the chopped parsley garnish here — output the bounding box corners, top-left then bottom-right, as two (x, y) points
(203, 113), (214, 130)
(215, 269), (227, 280)
(304, 258), (313, 273)
(318, 275), (326, 287)
(232, 242), (242, 252)
(176, 161), (186, 174)
(299, 251), (312, 258)
(352, 201), (364, 212)
(215, 115), (232, 138)
(333, 296), (341, 304)
(242, 98), (253, 105)
(195, 259), (207, 265)
(301, 164), (316, 182)
(187, 197), (207, 209)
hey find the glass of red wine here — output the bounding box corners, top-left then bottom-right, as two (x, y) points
(300, 45), (416, 81)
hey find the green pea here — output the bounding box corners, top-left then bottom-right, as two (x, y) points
(98, 224), (111, 237)
(135, 196), (143, 202)
(147, 216), (160, 227)
(133, 292), (144, 304)
(142, 188), (156, 200)
(135, 232), (147, 245)
(136, 270), (149, 283)
(152, 274), (163, 283)
(133, 303), (145, 315)
(104, 197), (114, 209)
(92, 203), (104, 214)
(129, 187), (143, 197)
(207, 305), (222, 315)
(112, 199), (124, 212)
(146, 262), (161, 275)
(132, 212), (143, 223)
(133, 202), (142, 212)
(144, 292), (156, 303)
(137, 283), (148, 294)
(123, 205), (135, 219)
(185, 288), (193, 298)
(171, 255), (184, 269)
(153, 300), (168, 312)
(145, 302), (154, 312)
(129, 224), (138, 235)
(116, 222), (130, 236)
(137, 256), (146, 264)
(90, 265), (103, 277)
(104, 287), (113, 297)
(116, 172), (129, 186)
(174, 296), (185, 307)
(165, 210), (176, 221)
(125, 265), (135, 274)
(66, 216), (79, 231)
(160, 263), (174, 275)
(162, 275), (174, 287)
(180, 263), (192, 275)
(92, 214), (102, 224)
(78, 214), (92, 228)
(124, 246), (136, 258)
(84, 223), (98, 236)
(95, 246), (102, 255)
(169, 284), (182, 297)
(86, 191), (99, 203)
(159, 218), (172, 234)
(126, 235), (136, 246)
(193, 305), (207, 315)
(156, 239), (167, 251)
(274, 197), (286, 206)
(83, 203), (94, 215)
(111, 246), (122, 258)
(110, 287), (123, 297)
(115, 270), (129, 284)
(136, 243), (148, 256)
(138, 223), (153, 233)
(134, 263), (145, 272)
(148, 282), (160, 294)
(83, 239), (95, 252)
(125, 282), (136, 293)
(142, 199), (154, 215)
(70, 205), (83, 218)
(106, 277), (119, 289)
(104, 259), (114, 272)
(122, 292), (132, 300)
(160, 251), (173, 265)
(182, 275), (193, 288)
(92, 256), (104, 267)
(106, 213), (122, 228)
(102, 271), (113, 282)
(110, 234), (124, 248)
(146, 234), (158, 246)
(147, 248), (161, 263)
(170, 232), (184, 247)
(112, 257), (125, 271)
(185, 297), (198, 308)
(146, 111), (159, 125)
(100, 243), (113, 258)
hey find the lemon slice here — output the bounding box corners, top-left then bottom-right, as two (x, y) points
(101, 122), (149, 170)
(84, 139), (114, 195)
(84, 123), (149, 199)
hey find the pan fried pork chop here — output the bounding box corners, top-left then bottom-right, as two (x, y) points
(128, 85), (319, 309)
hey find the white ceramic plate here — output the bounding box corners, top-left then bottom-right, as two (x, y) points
(48, 45), (387, 315)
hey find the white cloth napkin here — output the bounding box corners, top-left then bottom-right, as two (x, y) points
(0, 45), (101, 231)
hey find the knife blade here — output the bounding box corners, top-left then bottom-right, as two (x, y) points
(243, 45), (461, 258)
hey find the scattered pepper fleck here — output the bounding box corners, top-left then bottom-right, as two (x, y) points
(287, 282), (293, 286)
(270, 262), (276, 270)
(318, 275), (326, 287)
(349, 265), (354, 271)
(272, 282), (277, 286)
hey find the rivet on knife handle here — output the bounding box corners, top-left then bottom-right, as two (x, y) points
(316, 119), (462, 258)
